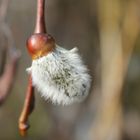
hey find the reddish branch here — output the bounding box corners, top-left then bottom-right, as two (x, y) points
(35, 0), (46, 33)
(18, 0), (46, 136)
(0, 0), (20, 105)
(0, 51), (20, 105)
(19, 76), (35, 136)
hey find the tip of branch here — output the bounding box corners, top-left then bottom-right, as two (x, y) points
(19, 121), (30, 137)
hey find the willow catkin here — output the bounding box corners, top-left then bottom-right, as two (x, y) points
(27, 44), (91, 105)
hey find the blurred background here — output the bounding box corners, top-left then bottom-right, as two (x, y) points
(0, 0), (140, 140)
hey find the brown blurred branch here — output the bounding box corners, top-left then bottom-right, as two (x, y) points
(0, 51), (20, 105)
(122, 0), (140, 71)
(91, 1), (123, 140)
(0, 0), (20, 105)
(0, 0), (9, 74)
(90, 0), (140, 140)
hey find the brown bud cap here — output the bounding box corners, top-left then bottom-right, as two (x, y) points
(26, 33), (55, 60)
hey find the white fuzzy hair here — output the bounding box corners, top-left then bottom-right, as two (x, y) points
(27, 45), (91, 105)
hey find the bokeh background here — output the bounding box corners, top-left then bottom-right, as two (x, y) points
(0, 0), (140, 140)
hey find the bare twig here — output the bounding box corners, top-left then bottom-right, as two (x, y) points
(0, 51), (20, 105)
(0, 0), (9, 74)
(18, 75), (35, 136)
(35, 0), (46, 33)
(0, 0), (20, 105)
(18, 0), (46, 136)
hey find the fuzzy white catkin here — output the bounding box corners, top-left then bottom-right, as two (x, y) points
(27, 44), (91, 105)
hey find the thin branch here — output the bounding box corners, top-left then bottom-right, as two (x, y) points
(0, 0), (9, 74)
(0, 51), (20, 105)
(18, 0), (46, 136)
(0, 0), (20, 105)
(35, 0), (46, 33)
(18, 75), (35, 136)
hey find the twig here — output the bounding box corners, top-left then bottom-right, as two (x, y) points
(0, 0), (20, 105)
(18, 0), (46, 136)
(0, 51), (20, 105)
(0, 0), (9, 74)
(18, 75), (35, 136)
(35, 0), (46, 33)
